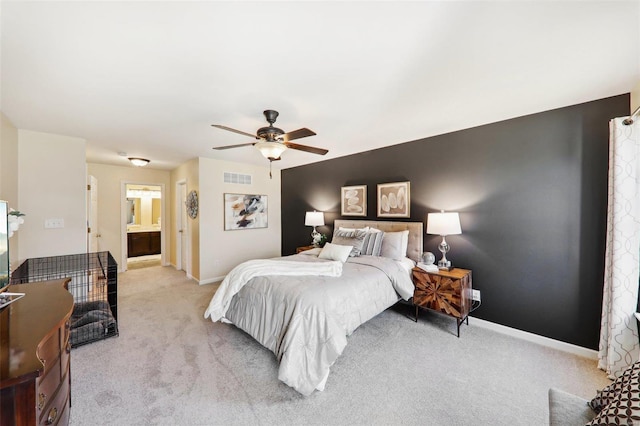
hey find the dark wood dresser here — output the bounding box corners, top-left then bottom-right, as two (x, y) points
(0, 279), (74, 426)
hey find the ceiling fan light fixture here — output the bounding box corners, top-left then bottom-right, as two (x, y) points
(128, 157), (150, 167)
(255, 141), (287, 160)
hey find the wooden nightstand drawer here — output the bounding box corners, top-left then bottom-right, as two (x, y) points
(412, 267), (472, 337)
(296, 245), (316, 253)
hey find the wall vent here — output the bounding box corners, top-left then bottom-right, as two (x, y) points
(224, 172), (252, 185)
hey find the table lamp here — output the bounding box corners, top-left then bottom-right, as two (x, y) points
(426, 210), (462, 270)
(305, 211), (325, 246)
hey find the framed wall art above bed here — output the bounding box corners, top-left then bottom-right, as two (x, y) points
(224, 193), (268, 230)
(341, 185), (367, 216)
(377, 181), (410, 218)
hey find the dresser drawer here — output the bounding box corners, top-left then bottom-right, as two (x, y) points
(63, 320), (70, 347)
(60, 340), (71, 378)
(39, 370), (69, 426)
(38, 329), (61, 372)
(36, 356), (61, 414)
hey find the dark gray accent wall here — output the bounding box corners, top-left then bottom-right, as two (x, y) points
(281, 94), (630, 350)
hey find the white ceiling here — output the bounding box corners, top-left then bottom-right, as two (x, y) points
(2, 1), (639, 171)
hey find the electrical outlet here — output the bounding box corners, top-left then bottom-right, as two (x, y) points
(472, 289), (481, 302)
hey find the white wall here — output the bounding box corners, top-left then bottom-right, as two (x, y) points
(632, 80), (640, 111)
(87, 163), (171, 271)
(0, 112), (20, 267)
(198, 157), (281, 283)
(17, 130), (87, 262)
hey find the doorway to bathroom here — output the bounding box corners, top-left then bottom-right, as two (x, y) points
(123, 183), (164, 270)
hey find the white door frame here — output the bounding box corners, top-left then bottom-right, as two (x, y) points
(121, 181), (166, 271)
(175, 179), (190, 276)
(87, 175), (99, 252)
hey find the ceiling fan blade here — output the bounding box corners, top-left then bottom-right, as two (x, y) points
(285, 142), (328, 155)
(211, 124), (257, 139)
(212, 142), (256, 150)
(281, 127), (316, 142)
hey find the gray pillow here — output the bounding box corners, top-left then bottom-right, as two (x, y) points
(331, 229), (367, 257)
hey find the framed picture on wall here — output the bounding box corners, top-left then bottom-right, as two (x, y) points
(377, 181), (410, 218)
(224, 193), (268, 230)
(341, 185), (367, 216)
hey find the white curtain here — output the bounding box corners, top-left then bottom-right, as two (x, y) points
(598, 117), (640, 378)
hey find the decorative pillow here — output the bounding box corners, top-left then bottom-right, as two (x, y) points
(379, 230), (409, 260)
(586, 366), (640, 425)
(339, 226), (370, 233)
(589, 361), (640, 413)
(318, 243), (353, 262)
(361, 230), (384, 256)
(331, 229), (367, 257)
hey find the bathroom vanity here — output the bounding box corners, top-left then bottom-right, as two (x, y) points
(127, 230), (161, 257)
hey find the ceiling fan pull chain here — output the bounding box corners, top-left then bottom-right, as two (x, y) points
(269, 160), (273, 179)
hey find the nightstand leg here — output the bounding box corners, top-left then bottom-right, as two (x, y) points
(414, 306), (418, 323)
(456, 316), (469, 338)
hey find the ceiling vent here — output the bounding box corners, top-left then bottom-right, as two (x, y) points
(224, 172), (252, 185)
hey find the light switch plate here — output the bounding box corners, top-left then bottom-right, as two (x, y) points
(44, 218), (64, 229)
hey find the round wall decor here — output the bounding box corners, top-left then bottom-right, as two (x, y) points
(186, 190), (198, 219)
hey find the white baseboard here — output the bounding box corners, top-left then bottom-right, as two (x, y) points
(469, 316), (598, 360)
(198, 275), (225, 285)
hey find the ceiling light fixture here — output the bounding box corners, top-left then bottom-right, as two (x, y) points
(254, 141), (287, 160)
(254, 141), (287, 179)
(128, 157), (150, 167)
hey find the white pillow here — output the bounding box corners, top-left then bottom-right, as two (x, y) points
(380, 230), (409, 260)
(318, 243), (353, 262)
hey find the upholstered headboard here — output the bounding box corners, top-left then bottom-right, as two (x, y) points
(334, 220), (424, 263)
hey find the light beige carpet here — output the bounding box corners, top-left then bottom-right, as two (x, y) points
(69, 265), (610, 425)
(127, 257), (161, 270)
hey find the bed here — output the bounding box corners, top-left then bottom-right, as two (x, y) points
(204, 220), (423, 395)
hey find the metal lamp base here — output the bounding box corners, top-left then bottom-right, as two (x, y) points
(437, 236), (452, 271)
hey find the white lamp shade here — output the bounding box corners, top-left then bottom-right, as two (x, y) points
(255, 141), (287, 159)
(305, 211), (325, 227)
(426, 212), (461, 236)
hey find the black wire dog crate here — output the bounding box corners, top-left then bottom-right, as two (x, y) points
(11, 251), (118, 347)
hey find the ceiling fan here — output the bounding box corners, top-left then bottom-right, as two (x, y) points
(211, 110), (328, 164)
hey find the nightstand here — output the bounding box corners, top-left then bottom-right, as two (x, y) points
(296, 245), (316, 253)
(412, 267), (472, 337)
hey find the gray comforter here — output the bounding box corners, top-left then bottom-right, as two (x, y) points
(221, 253), (414, 395)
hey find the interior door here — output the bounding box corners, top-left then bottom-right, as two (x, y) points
(176, 181), (188, 271)
(87, 175), (99, 252)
